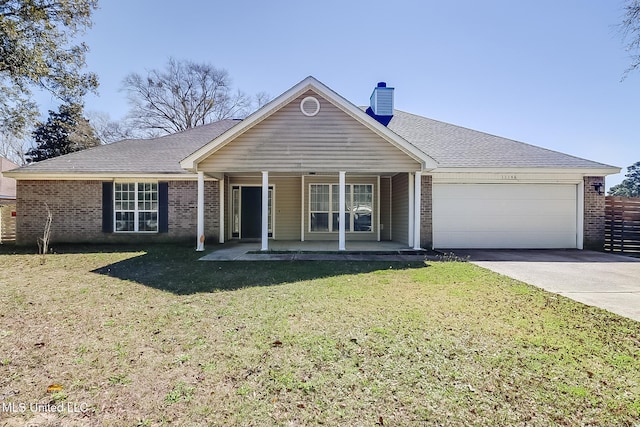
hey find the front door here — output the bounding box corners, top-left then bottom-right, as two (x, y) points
(231, 185), (273, 240)
(240, 187), (262, 239)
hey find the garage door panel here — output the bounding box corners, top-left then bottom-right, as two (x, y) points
(436, 184), (575, 200)
(433, 231), (578, 249)
(433, 184), (577, 249)
(436, 214), (577, 232)
(435, 199), (575, 217)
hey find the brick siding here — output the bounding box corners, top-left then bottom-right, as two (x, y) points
(420, 174), (433, 249)
(15, 180), (220, 246)
(583, 176), (606, 250)
(167, 180), (219, 242)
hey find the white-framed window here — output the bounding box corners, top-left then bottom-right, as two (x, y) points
(309, 184), (373, 232)
(114, 182), (158, 232)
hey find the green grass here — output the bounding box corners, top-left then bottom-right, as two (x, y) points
(0, 244), (639, 426)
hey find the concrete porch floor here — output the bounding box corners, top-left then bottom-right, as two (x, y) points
(199, 240), (432, 261)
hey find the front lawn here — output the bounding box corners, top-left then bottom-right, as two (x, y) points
(0, 245), (638, 426)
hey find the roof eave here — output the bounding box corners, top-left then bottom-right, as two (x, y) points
(430, 166), (621, 176)
(3, 171), (210, 181)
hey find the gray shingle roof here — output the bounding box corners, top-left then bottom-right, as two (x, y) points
(12, 120), (240, 174)
(387, 110), (615, 169)
(10, 109), (616, 176)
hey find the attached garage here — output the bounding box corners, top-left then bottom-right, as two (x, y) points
(432, 183), (579, 249)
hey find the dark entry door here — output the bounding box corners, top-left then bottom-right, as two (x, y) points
(241, 187), (262, 239)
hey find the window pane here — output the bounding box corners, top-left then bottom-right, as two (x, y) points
(138, 212), (158, 232)
(232, 188), (240, 234)
(353, 185), (373, 231)
(310, 213), (329, 232)
(331, 185), (351, 212)
(268, 189), (273, 234)
(332, 213), (350, 232)
(115, 183), (135, 210)
(354, 211), (371, 231)
(137, 182), (158, 210)
(115, 212), (134, 231)
(310, 185), (329, 211)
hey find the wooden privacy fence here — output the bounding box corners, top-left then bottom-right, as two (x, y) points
(605, 196), (640, 257)
(0, 204), (16, 243)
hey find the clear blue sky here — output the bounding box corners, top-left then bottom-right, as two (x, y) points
(65, 0), (640, 189)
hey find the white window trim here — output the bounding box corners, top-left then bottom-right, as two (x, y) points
(113, 182), (159, 233)
(308, 183), (374, 233)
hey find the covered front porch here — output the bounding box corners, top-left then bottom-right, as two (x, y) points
(178, 78), (438, 252)
(194, 170), (428, 252)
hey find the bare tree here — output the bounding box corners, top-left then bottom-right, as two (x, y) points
(621, 0), (640, 77)
(37, 202), (53, 261)
(86, 111), (137, 144)
(0, 127), (29, 165)
(254, 91), (272, 110)
(121, 58), (257, 135)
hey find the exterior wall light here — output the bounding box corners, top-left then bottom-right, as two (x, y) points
(592, 183), (604, 195)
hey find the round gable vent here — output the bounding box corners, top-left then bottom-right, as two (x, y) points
(300, 96), (320, 117)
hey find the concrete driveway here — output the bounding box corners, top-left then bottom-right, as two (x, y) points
(452, 250), (640, 322)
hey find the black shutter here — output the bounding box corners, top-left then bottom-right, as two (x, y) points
(102, 182), (113, 232)
(158, 182), (169, 233)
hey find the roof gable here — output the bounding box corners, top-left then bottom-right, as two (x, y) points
(180, 76), (436, 172)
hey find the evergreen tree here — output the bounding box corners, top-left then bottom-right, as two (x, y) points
(609, 161), (640, 197)
(27, 104), (100, 162)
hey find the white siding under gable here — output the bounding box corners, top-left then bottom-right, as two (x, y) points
(198, 90), (421, 173)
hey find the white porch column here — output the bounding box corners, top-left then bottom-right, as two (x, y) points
(338, 171), (346, 251)
(301, 175), (305, 242)
(219, 176), (225, 244)
(408, 172), (415, 247)
(196, 171), (205, 251)
(377, 175), (381, 242)
(261, 171), (269, 251)
(413, 171), (422, 250)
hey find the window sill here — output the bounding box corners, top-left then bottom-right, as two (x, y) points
(113, 231), (159, 234)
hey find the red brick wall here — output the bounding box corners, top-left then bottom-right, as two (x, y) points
(15, 180), (220, 246)
(583, 176), (606, 250)
(420, 174), (433, 249)
(16, 180), (103, 245)
(167, 181), (219, 241)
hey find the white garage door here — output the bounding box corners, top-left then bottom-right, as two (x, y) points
(432, 183), (578, 249)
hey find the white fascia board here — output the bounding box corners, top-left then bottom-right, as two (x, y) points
(180, 76), (438, 172)
(431, 167), (621, 184)
(432, 167), (621, 176)
(4, 172), (219, 181)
